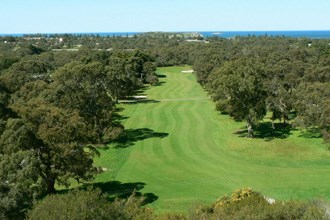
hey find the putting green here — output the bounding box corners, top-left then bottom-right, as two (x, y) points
(95, 66), (330, 212)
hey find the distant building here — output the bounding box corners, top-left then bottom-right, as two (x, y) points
(185, 39), (209, 43)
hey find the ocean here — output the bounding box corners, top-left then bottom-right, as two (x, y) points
(200, 30), (330, 39)
(1, 30), (330, 39)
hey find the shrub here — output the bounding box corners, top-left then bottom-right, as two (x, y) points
(190, 188), (328, 220)
(27, 188), (154, 220)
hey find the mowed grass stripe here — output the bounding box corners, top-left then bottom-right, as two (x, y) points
(148, 101), (169, 163)
(95, 66), (330, 212)
(164, 101), (204, 174)
(161, 68), (185, 99)
(151, 101), (179, 166)
(125, 103), (165, 173)
(188, 100), (229, 170)
(176, 101), (208, 172)
(159, 101), (181, 165)
(179, 100), (222, 171)
(153, 68), (179, 99)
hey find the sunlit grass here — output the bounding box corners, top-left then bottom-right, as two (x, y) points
(94, 66), (330, 212)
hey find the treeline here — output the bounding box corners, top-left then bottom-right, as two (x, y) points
(0, 32), (202, 53)
(190, 36), (330, 141)
(0, 46), (158, 218)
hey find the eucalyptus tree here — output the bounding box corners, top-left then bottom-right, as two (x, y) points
(265, 59), (295, 125)
(0, 57), (51, 92)
(106, 51), (141, 102)
(208, 58), (268, 137)
(294, 82), (330, 143)
(49, 61), (120, 143)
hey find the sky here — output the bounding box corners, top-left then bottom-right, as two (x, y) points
(0, 0), (329, 34)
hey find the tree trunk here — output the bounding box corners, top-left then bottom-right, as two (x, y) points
(46, 177), (56, 194)
(247, 121), (254, 138)
(39, 148), (57, 194)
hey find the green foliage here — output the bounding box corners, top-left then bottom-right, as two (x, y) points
(0, 57), (51, 92)
(26, 44), (45, 55)
(0, 151), (44, 219)
(106, 50), (157, 100)
(189, 37), (329, 142)
(50, 61), (117, 142)
(265, 59), (296, 123)
(144, 61), (158, 85)
(0, 55), (19, 72)
(26, 187), (329, 220)
(0, 119), (40, 154)
(212, 187), (263, 209)
(106, 51), (142, 101)
(10, 97), (98, 191)
(208, 58), (268, 137)
(27, 189), (154, 220)
(294, 82), (330, 144)
(191, 188), (328, 220)
(0, 36), (161, 218)
(0, 84), (13, 120)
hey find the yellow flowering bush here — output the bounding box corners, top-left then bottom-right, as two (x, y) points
(213, 187), (260, 209)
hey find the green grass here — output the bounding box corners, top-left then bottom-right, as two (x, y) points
(94, 66), (330, 213)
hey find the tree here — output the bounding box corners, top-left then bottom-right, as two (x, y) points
(0, 118), (45, 219)
(0, 58), (51, 92)
(143, 61), (158, 85)
(0, 54), (19, 72)
(50, 61), (121, 143)
(294, 82), (330, 144)
(5, 60), (128, 194)
(127, 50), (155, 81)
(10, 98), (98, 193)
(0, 58), (128, 217)
(28, 189), (112, 220)
(106, 52), (141, 102)
(105, 50), (158, 98)
(208, 58), (268, 137)
(0, 150), (43, 219)
(265, 59), (295, 126)
(194, 60), (215, 86)
(26, 44), (45, 55)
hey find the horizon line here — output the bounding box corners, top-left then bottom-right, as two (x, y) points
(1, 29), (330, 36)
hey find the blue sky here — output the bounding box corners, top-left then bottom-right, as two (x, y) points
(1, 0), (329, 33)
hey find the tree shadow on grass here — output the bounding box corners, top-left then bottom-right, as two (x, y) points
(156, 74), (167, 78)
(120, 99), (160, 104)
(155, 81), (166, 86)
(234, 122), (293, 141)
(84, 181), (158, 205)
(113, 128), (169, 148)
(112, 107), (129, 122)
(299, 127), (322, 139)
(56, 181), (158, 205)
